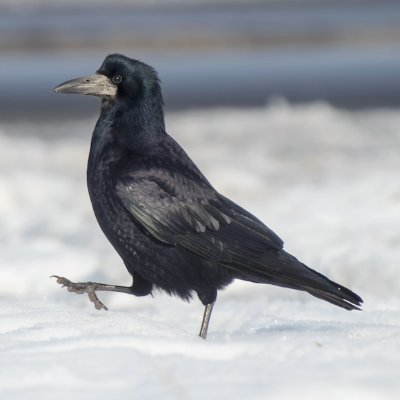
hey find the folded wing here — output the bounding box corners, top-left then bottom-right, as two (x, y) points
(115, 169), (362, 310)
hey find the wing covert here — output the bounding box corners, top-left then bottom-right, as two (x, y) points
(115, 176), (233, 262)
(115, 170), (284, 266)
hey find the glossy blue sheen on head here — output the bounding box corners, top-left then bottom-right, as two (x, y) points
(96, 54), (163, 107)
(93, 54), (166, 153)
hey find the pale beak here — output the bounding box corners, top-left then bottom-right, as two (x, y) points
(53, 74), (117, 98)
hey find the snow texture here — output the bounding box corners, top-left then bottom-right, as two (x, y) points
(1, 102), (400, 399)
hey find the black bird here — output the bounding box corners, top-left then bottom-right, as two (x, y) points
(53, 54), (362, 339)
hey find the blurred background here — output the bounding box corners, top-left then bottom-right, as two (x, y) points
(1, 0), (400, 119)
(1, 1), (400, 399)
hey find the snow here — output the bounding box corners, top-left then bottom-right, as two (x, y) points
(1, 102), (400, 399)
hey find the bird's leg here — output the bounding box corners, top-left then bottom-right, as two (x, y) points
(199, 302), (215, 340)
(51, 275), (134, 311)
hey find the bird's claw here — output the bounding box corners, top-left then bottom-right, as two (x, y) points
(51, 275), (108, 311)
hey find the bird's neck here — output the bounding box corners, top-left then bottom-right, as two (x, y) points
(113, 95), (166, 153)
(88, 103), (120, 173)
(88, 95), (166, 172)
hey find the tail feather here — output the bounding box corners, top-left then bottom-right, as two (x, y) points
(233, 250), (363, 310)
(304, 285), (363, 310)
(298, 264), (363, 310)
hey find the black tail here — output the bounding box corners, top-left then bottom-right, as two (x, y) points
(292, 263), (363, 311)
(234, 250), (363, 311)
(303, 280), (363, 310)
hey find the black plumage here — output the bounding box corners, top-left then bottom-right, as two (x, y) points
(53, 54), (362, 339)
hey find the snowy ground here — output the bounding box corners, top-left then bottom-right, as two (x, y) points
(1, 102), (400, 399)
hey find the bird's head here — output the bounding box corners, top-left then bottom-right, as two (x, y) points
(54, 54), (163, 109)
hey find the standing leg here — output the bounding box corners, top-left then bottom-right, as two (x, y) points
(199, 302), (215, 340)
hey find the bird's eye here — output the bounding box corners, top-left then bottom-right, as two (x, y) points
(112, 74), (122, 84)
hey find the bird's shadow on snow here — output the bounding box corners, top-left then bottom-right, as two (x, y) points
(250, 321), (341, 335)
(218, 318), (351, 340)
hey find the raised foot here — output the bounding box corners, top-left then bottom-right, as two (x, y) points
(51, 275), (108, 311)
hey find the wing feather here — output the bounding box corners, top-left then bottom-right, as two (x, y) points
(115, 171), (283, 270)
